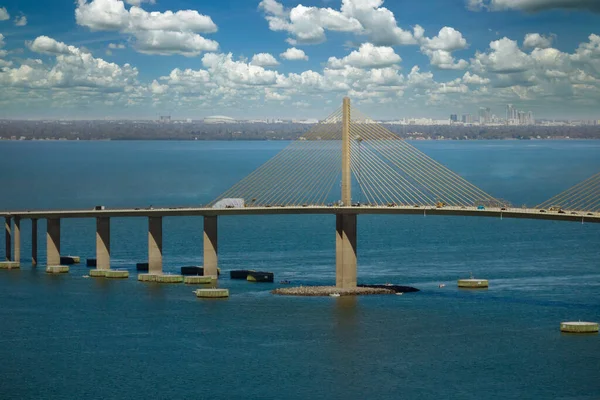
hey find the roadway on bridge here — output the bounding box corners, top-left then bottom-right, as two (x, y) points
(1, 205), (598, 224)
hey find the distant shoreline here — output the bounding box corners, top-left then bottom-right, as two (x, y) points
(1, 137), (599, 142)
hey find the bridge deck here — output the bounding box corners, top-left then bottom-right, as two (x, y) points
(1, 206), (598, 224)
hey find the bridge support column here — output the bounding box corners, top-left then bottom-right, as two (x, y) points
(46, 218), (61, 266)
(31, 219), (38, 266)
(336, 213), (357, 289)
(96, 217), (110, 270)
(5, 217), (11, 261)
(13, 217), (20, 265)
(203, 216), (218, 277)
(148, 217), (163, 275)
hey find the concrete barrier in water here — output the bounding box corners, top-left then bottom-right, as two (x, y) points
(0, 261), (20, 270)
(89, 269), (107, 278)
(105, 270), (129, 279)
(156, 274), (183, 283)
(46, 265), (69, 274)
(195, 288), (229, 298)
(138, 273), (157, 282)
(184, 276), (215, 284)
(560, 322), (599, 333)
(458, 279), (489, 288)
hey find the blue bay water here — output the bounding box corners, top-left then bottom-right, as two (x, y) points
(0, 140), (599, 399)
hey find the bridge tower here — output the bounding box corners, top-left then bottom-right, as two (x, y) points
(336, 97), (357, 289)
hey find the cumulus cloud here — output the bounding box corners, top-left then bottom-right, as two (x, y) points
(327, 43), (401, 69)
(2, 36), (138, 90)
(472, 37), (532, 73)
(420, 27), (469, 70)
(202, 53), (281, 86)
(421, 27), (468, 52)
(265, 88), (290, 101)
(280, 47), (308, 61)
(75, 0), (219, 56)
(259, 0), (422, 46)
(468, 0), (600, 12)
(108, 43), (126, 49)
(251, 53), (280, 67)
(0, 7), (9, 21)
(28, 36), (79, 55)
(462, 71), (490, 85)
(523, 33), (553, 49)
(259, 0), (362, 45)
(14, 15), (27, 26)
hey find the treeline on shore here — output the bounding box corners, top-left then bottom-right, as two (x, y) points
(0, 120), (599, 140)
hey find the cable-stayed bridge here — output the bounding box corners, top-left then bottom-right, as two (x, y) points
(1, 98), (599, 287)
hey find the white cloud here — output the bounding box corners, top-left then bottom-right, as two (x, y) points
(108, 43), (126, 49)
(0, 7), (9, 21)
(327, 43), (401, 69)
(462, 71), (490, 85)
(149, 79), (168, 94)
(251, 53), (280, 67)
(420, 27), (469, 70)
(202, 53), (281, 86)
(133, 30), (218, 56)
(472, 37), (532, 73)
(259, 0), (362, 45)
(424, 49), (469, 70)
(407, 66), (434, 87)
(340, 0), (421, 45)
(28, 36), (79, 55)
(2, 36), (138, 90)
(468, 0), (600, 12)
(523, 33), (553, 49)
(466, 0), (486, 11)
(280, 47), (308, 61)
(265, 88), (289, 101)
(0, 33), (5, 48)
(421, 27), (468, 52)
(14, 15), (27, 26)
(75, 0), (219, 56)
(260, 0), (421, 46)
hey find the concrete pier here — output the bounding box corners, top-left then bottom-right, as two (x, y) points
(31, 218), (38, 266)
(0, 261), (20, 270)
(13, 217), (20, 265)
(105, 270), (129, 279)
(96, 217), (110, 270)
(203, 216), (218, 277)
(184, 275), (215, 284)
(148, 217), (163, 275)
(336, 214), (357, 289)
(195, 288), (229, 298)
(46, 265), (69, 274)
(90, 269), (107, 278)
(560, 321), (599, 333)
(46, 218), (61, 267)
(458, 279), (489, 288)
(5, 217), (11, 261)
(156, 274), (183, 283)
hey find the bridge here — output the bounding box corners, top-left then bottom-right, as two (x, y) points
(1, 98), (599, 288)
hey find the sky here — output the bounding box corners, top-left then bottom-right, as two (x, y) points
(0, 0), (599, 120)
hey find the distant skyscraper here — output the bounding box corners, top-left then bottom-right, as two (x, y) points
(479, 107), (491, 124)
(450, 114), (458, 122)
(527, 111), (534, 125)
(506, 104), (517, 123)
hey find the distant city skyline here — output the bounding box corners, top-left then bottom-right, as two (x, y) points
(0, 0), (600, 120)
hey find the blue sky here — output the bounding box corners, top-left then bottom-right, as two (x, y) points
(0, 0), (599, 120)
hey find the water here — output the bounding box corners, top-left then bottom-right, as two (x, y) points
(1, 140), (599, 399)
